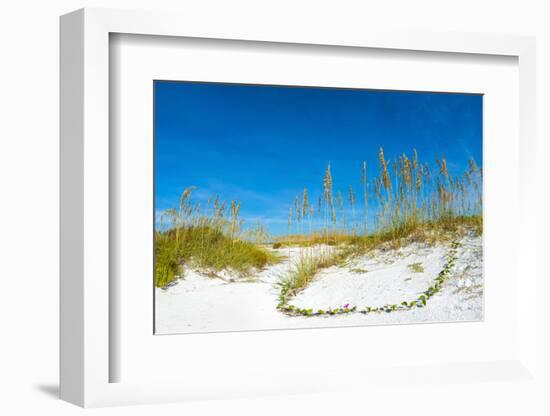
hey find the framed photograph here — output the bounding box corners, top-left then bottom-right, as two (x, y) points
(60, 8), (538, 407)
(153, 81), (484, 335)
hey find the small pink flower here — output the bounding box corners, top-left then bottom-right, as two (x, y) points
(343, 303), (349, 309)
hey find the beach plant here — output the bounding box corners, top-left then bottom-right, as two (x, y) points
(408, 262), (424, 273)
(277, 148), (482, 251)
(277, 247), (345, 299)
(155, 187), (279, 288)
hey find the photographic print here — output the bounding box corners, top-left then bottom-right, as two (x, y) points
(154, 81), (483, 334)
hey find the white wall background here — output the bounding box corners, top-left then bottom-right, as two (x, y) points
(0, 1), (548, 415)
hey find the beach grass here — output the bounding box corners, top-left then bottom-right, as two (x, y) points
(408, 262), (424, 273)
(154, 189), (279, 288)
(277, 244), (363, 299)
(281, 147), (482, 248)
(156, 148), (482, 293)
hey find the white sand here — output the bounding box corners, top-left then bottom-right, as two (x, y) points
(155, 233), (483, 334)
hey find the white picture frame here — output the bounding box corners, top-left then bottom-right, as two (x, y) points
(60, 7), (537, 407)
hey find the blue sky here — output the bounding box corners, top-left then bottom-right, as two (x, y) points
(155, 81), (482, 235)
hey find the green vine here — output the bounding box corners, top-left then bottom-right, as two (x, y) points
(276, 241), (461, 317)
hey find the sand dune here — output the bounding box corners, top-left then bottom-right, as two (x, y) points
(155, 233), (482, 334)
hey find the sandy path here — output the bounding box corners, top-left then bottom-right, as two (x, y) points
(155, 234), (482, 334)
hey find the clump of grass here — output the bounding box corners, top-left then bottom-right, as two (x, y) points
(155, 187), (279, 288)
(282, 252), (320, 297)
(278, 248), (343, 300)
(408, 262), (424, 273)
(155, 235), (183, 288)
(156, 225), (278, 288)
(350, 268), (368, 274)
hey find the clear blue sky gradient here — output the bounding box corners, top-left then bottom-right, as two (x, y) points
(155, 81), (482, 235)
